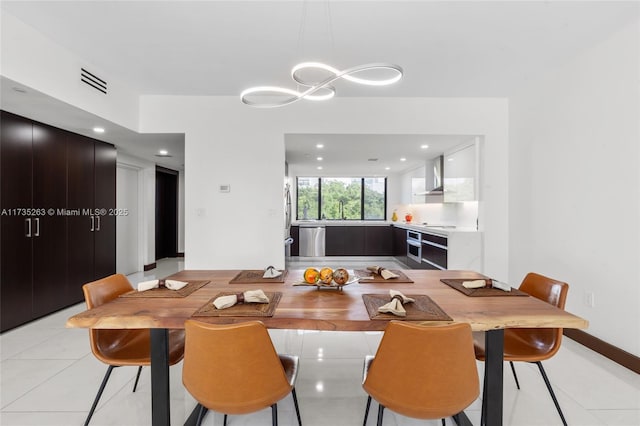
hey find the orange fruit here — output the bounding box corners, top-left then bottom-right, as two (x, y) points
(304, 268), (320, 284)
(319, 267), (334, 284)
(332, 268), (349, 285)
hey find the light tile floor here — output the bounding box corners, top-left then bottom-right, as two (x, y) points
(1, 258), (638, 426)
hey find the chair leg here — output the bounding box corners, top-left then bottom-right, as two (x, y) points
(84, 365), (116, 426)
(291, 387), (302, 426)
(132, 366), (143, 392)
(271, 403), (278, 426)
(441, 419), (446, 426)
(376, 404), (385, 426)
(195, 404), (206, 426)
(223, 413), (228, 426)
(535, 362), (567, 426)
(363, 396), (372, 426)
(509, 361), (521, 390)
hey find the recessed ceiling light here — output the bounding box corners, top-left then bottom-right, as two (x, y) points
(385, 167), (390, 170)
(421, 144), (429, 149)
(93, 127), (105, 133)
(400, 157), (406, 162)
(12, 87), (27, 93)
(159, 150), (168, 156)
(317, 157), (323, 161)
(317, 166), (323, 170)
(448, 158), (454, 161)
(316, 144), (324, 149)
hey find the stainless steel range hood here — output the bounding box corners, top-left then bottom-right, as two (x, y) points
(425, 155), (444, 194)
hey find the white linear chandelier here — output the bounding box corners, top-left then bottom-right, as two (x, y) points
(240, 61), (403, 108)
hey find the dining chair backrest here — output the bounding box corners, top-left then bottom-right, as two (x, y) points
(82, 274), (150, 365)
(512, 272), (569, 359)
(363, 321), (479, 420)
(182, 320), (293, 415)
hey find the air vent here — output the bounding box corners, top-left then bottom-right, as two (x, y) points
(80, 68), (107, 94)
(368, 158), (379, 162)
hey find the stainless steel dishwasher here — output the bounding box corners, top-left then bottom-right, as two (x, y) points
(299, 226), (326, 256)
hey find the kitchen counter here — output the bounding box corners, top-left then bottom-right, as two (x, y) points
(391, 222), (479, 236)
(293, 220), (391, 227)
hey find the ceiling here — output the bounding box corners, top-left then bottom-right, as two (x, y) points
(1, 1), (636, 169)
(285, 133), (476, 175)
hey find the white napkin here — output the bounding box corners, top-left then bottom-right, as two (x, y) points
(462, 279), (487, 289)
(378, 290), (415, 317)
(366, 266), (399, 280)
(213, 289), (270, 310)
(137, 279), (188, 292)
(263, 266), (283, 279)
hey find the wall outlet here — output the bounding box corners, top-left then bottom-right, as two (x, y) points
(584, 291), (595, 308)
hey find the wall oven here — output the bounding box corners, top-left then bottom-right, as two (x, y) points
(406, 230), (422, 263)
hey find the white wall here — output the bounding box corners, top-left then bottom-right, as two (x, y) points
(117, 153), (157, 268)
(509, 22), (640, 354)
(116, 165), (139, 275)
(139, 96), (509, 276)
(1, 11), (140, 131)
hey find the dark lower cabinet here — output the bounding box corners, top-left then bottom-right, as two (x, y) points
(1, 110), (116, 332)
(325, 226), (392, 256)
(392, 226), (408, 265)
(290, 226), (299, 256)
(364, 226), (393, 256)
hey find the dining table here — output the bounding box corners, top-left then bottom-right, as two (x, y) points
(66, 269), (588, 426)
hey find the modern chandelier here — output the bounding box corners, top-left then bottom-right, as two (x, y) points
(240, 62), (403, 108)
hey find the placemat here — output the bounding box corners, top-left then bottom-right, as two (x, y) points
(440, 279), (528, 297)
(362, 294), (453, 321)
(191, 292), (282, 317)
(229, 270), (288, 284)
(120, 280), (210, 298)
(354, 269), (414, 283)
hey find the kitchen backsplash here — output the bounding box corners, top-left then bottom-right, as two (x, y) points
(392, 201), (478, 228)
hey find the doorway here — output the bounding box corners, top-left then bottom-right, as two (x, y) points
(155, 166), (178, 260)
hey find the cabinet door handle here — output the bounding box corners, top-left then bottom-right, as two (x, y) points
(90, 215), (95, 232)
(34, 218), (40, 237)
(96, 215), (101, 231)
(25, 218), (32, 237)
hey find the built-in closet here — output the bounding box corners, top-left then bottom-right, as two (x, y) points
(0, 110), (116, 331)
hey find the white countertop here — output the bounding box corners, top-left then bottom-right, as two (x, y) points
(391, 222), (479, 236)
(291, 220), (479, 236)
(293, 220), (391, 227)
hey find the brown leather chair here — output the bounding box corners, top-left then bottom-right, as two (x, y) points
(182, 320), (302, 426)
(474, 272), (569, 426)
(362, 321), (479, 426)
(82, 274), (185, 426)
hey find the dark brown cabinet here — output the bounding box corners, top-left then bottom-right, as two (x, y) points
(392, 226), (408, 265)
(364, 226), (393, 256)
(1, 110), (116, 331)
(326, 226), (365, 255)
(325, 225), (392, 256)
(290, 226), (299, 256)
(67, 134), (116, 305)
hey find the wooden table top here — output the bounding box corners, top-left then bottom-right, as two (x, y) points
(66, 269), (589, 332)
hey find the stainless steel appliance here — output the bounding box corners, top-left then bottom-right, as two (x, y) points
(406, 230), (422, 263)
(300, 226), (326, 257)
(284, 183), (293, 257)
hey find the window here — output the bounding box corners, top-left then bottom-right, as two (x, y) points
(296, 177), (386, 220)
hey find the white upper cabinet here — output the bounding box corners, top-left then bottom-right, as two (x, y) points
(444, 142), (478, 202)
(400, 165), (427, 204)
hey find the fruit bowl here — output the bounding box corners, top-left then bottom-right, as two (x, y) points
(295, 268), (357, 291)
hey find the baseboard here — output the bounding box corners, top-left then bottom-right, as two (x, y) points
(143, 262), (156, 271)
(176, 252), (185, 258)
(564, 329), (640, 374)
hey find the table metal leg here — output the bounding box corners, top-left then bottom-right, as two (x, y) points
(483, 329), (504, 426)
(452, 411), (473, 426)
(150, 328), (171, 426)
